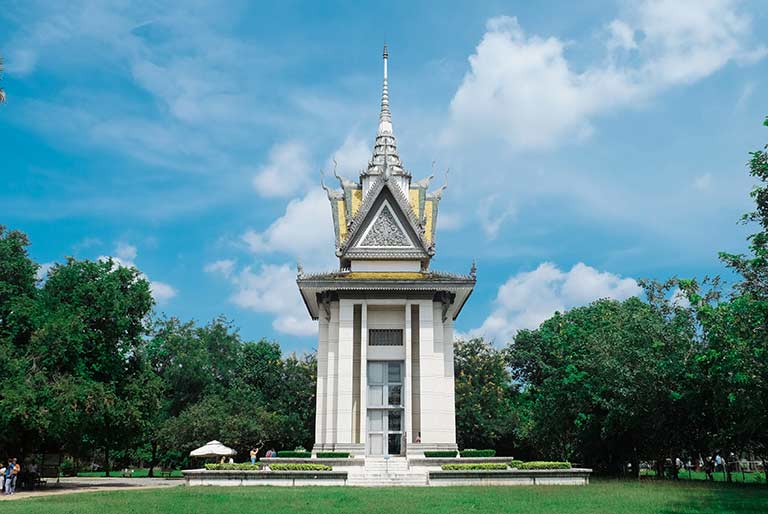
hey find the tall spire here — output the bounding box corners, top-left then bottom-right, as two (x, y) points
(379, 44), (392, 135)
(363, 44), (409, 181)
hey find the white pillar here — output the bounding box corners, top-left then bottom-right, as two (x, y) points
(359, 302), (368, 454)
(314, 314), (329, 450)
(336, 300), (355, 444)
(404, 301), (412, 447)
(325, 302), (339, 446)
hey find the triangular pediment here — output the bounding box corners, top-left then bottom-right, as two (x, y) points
(339, 177), (432, 263)
(357, 202), (415, 248)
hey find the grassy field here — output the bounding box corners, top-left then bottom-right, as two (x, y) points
(5, 480), (768, 514)
(641, 469), (766, 484)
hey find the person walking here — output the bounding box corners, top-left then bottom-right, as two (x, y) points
(705, 457), (714, 481)
(4, 458), (19, 495)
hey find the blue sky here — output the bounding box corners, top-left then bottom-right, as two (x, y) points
(1, 0), (767, 353)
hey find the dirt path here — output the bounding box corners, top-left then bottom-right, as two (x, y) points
(0, 476), (182, 501)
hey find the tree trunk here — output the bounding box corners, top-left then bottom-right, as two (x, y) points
(631, 447), (640, 480)
(104, 445), (111, 478)
(148, 441), (158, 478)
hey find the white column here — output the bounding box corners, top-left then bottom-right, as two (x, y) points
(336, 300), (355, 444)
(404, 301), (412, 446)
(325, 302), (339, 446)
(314, 314), (328, 449)
(443, 318), (457, 445)
(359, 302), (368, 454)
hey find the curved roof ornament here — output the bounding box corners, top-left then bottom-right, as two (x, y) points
(321, 169), (343, 200)
(429, 168), (449, 199)
(332, 158), (357, 190)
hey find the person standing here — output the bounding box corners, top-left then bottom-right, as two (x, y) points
(250, 448), (258, 465)
(4, 458), (19, 495)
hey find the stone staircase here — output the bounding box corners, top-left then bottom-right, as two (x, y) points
(346, 457), (427, 487)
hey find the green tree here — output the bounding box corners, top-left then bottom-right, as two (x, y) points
(0, 226), (38, 345)
(509, 292), (699, 475)
(720, 116), (768, 298)
(454, 338), (519, 451)
(33, 258), (154, 475)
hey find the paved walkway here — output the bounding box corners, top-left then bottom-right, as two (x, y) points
(0, 476), (182, 501)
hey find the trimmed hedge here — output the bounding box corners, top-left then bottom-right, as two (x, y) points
(509, 460), (524, 468)
(203, 462), (332, 471)
(276, 451), (312, 458)
(517, 461), (571, 470)
(269, 463), (332, 471)
(459, 449), (497, 458)
(441, 463), (508, 471)
(316, 452), (350, 458)
(424, 451), (458, 458)
(204, 463), (260, 471)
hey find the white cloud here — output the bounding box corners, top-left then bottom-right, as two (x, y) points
(445, 1), (765, 150)
(693, 173), (713, 190)
(99, 242), (177, 304)
(477, 194), (517, 240)
(327, 134), (370, 179)
(252, 141), (312, 198)
(670, 287), (692, 309)
(242, 188), (335, 268)
(607, 20), (638, 51)
(36, 262), (55, 282)
(150, 281), (177, 304)
(436, 211), (463, 231)
(4, 49), (38, 75)
(115, 242), (137, 262)
(736, 81), (755, 110)
(208, 262), (316, 336)
(470, 262), (641, 343)
(204, 259), (236, 278)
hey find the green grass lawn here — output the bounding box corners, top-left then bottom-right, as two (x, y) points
(641, 469), (766, 484)
(5, 480), (768, 514)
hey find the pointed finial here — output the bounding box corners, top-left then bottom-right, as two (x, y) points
(378, 44), (392, 136)
(470, 260), (477, 280)
(297, 259), (304, 278)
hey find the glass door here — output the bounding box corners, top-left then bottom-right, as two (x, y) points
(367, 361), (404, 456)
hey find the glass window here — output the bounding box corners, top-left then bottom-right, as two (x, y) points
(368, 385), (384, 407)
(388, 385), (402, 406)
(388, 362), (401, 383)
(369, 329), (403, 346)
(388, 410), (402, 431)
(368, 410), (384, 432)
(388, 433), (402, 455)
(368, 362), (385, 384)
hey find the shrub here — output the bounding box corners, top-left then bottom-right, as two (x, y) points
(269, 463), (332, 471)
(316, 452), (350, 458)
(459, 449), (497, 458)
(204, 463), (260, 471)
(441, 463), (508, 471)
(60, 458), (77, 477)
(275, 451), (312, 458)
(509, 460), (524, 468)
(517, 461), (571, 470)
(424, 451), (458, 458)
(203, 463), (332, 471)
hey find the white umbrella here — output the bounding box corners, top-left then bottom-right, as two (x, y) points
(189, 440), (237, 458)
